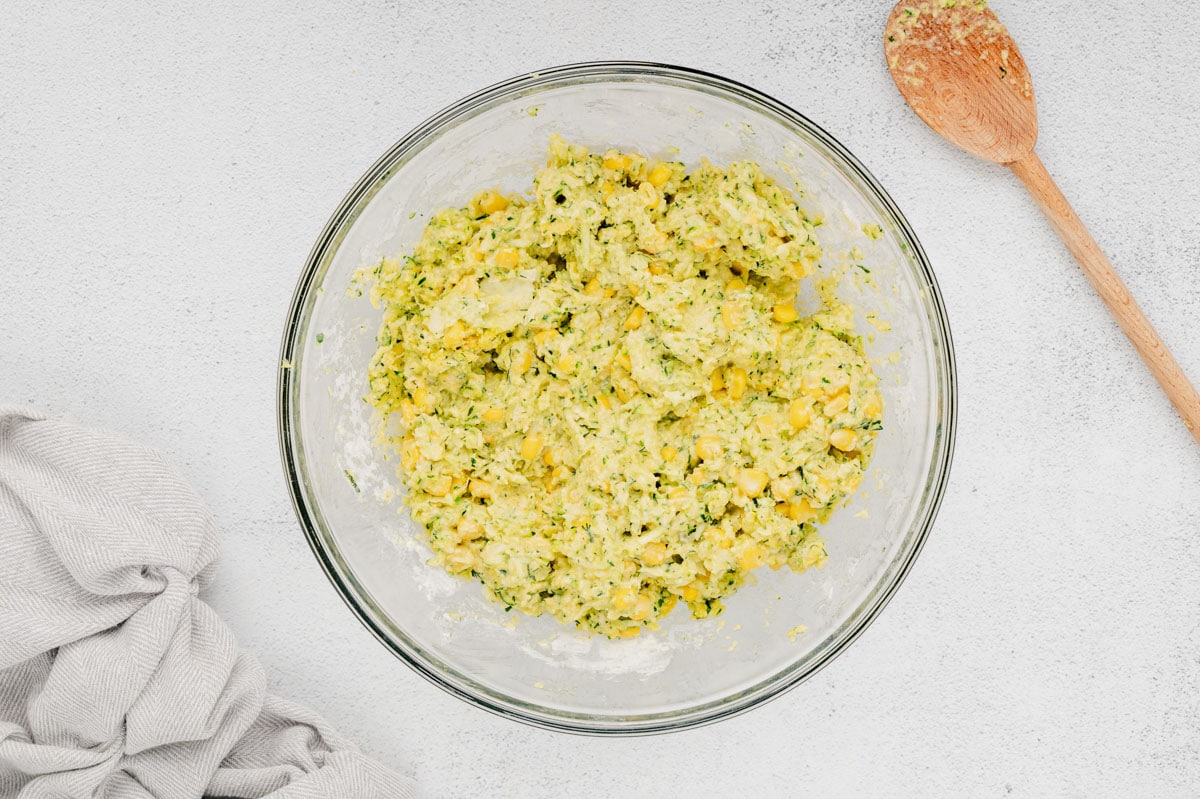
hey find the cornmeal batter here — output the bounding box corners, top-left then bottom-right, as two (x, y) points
(359, 136), (881, 637)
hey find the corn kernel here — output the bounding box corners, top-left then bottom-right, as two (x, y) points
(738, 544), (766, 571)
(481, 406), (505, 423)
(668, 486), (689, 500)
(647, 162), (672, 188)
(443, 320), (469, 347)
(520, 434), (544, 461)
(784, 499), (816, 523)
(494, 247), (520, 268)
(727, 367), (748, 401)
(615, 352), (633, 371)
(824, 391), (850, 416)
(735, 468), (769, 498)
(695, 435), (723, 461)
(613, 586), (637, 611)
(624, 305), (645, 331)
(584, 278), (603, 296)
(643, 542), (667, 567)
(661, 445), (678, 462)
(474, 190), (508, 215)
(425, 474), (452, 497)
(603, 153), (631, 170)
(863, 393), (883, 418)
(726, 278), (746, 293)
(788, 398), (812, 430)
(534, 329), (559, 347)
(599, 180), (615, 201)
(512, 348), (533, 376)
(829, 428), (858, 451)
(542, 448), (559, 467)
(400, 399), (418, 425)
(638, 182), (660, 207)
(468, 479), (494, 500)
(598, 394), (612, 410)
(626, 281), (641, 298)
(772, 301), (799, 323)
(556, 353), (577, 374)
(631, 593), (653, 621)
(681, 584), (701, 602)
(445, 546), (475, 571)
(710, 369), (725, 393)
(648, 260), (668, 276)
(400, 437), (420, 471)
(721, 303), (740, 330)
(456, 518), (483, 541)
(693, 235), (718, 252)
(619, 626), (642, 638)
(613, 382), (635, 403)
(412, 386), (431, 411)
(752, 415), (775, 434)
(550, 465), (570, 482)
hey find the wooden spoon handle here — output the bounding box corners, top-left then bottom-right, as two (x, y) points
(1010, 150), (1200, 444)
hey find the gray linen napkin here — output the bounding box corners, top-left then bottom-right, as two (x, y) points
(0, 409), (417, 798)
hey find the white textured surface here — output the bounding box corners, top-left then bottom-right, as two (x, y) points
(3, 1), (1199, 796)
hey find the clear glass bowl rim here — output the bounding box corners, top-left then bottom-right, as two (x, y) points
(277, 60), (958, 736)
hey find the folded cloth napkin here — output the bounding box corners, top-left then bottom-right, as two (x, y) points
(0, 409), (417, 798)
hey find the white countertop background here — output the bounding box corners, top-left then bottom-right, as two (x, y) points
(4, 1), (1199, 796)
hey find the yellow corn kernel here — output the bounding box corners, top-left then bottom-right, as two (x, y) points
(788, 398), (812, 430)
(520, 434), (544, 461)
(710, 368), (725, 393)
(550, 465), (571, 483)
(603, 153), (631, 170)
(425, 474), (452, 497)
(726, 367), (748, 401)
(721, 303), (740, 330)
(468, 479), (494, 500)
(456, 518), (483, 541)
(631, 594), (653, 621)
(412, 386), (431, 412)
(534, 329), (559, 347)
(693, 234), (718, 252)
(613, 381), (635, 403)
(624, 305), (646, 331)
(726, 278), (746, 293)
(735, 468), (769, 498)
(705, 528), (733, 549)
(648, 260), (668, 276)
(494, 247), (520, 268)
(400, 437), (420, 471)
(474, 190), (508, 215)
(481, 406), (505, 423)
(695, 435), (723, 461)
(863, 393), (883, 419)
(597, 394), (612, 410)
(738, 544), (766, 571)
(599, 180), (615, 201)
(626, 281), (641, 298)
(512, 348), (533, 376)
(667, 486), (689, 500)
(615, 352), (633, 371)
(785, 499), (817, 523)
(824, 391), (850, 417)
(752, 415), (775, 434)
(829, 428), (858, 451)
(661, 445), (678, 462)
(619, 626), (642, 639)
(647, 162), (672, 188)
(400, 399), (418, 425)
(643, 542), (668, 566)
(443, 320), (469, 347)
(613, 586), (637, 611)
(681, 584), (701, 602)
(772, 301), (799, 323)
(444, 546), (475, 572)
(584, 277), (603, 296)
(556, 353), (577, 374)
(542, 448), (559, 467)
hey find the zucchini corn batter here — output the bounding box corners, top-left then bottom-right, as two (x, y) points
(359, 136), (882, 638)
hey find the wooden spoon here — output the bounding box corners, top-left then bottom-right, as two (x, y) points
(885, 1), (1200, 444)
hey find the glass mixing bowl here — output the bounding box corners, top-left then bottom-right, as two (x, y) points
(278, 62), (956, 734)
